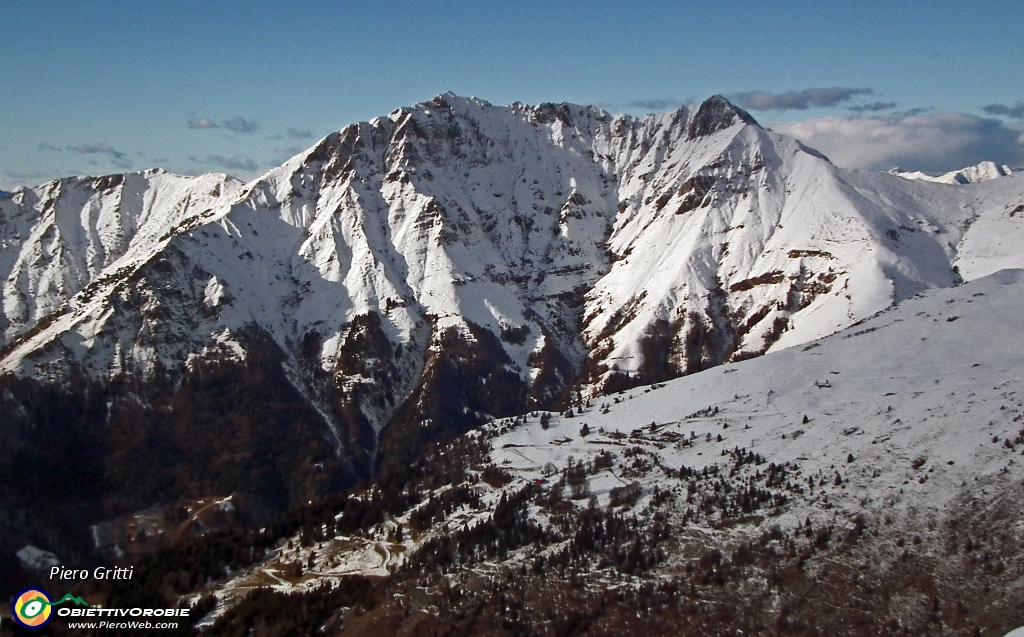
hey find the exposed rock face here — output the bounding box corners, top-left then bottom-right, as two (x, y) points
(686, 94), (757, 139)
(1, 94), (1023, 543)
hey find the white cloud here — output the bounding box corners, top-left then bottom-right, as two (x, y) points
(222, 116), (259, 134)
(4, 170), (51, 182)
(67, 143), (133, 169)
(68, 143), (127, 160)
(627, 99), (681, 111)
(187, 114), (218, 129)
(773, 112), (1024, 173)
(983, 102), (1024, 119)
(188, 114), (259, 133)
(205, 154), (258, 172)
(732, 87), (872, 111)
(848, 101), (898, 113)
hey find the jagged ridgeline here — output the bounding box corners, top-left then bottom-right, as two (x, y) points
(1, 94), (1022, 571)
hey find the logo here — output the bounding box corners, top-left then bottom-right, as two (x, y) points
(12, 588), (53, 629)
(11, 588), (89, 629)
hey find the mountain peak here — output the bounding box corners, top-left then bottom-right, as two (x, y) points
(428, 92), (491, 110)
(687, 95), (759, 140)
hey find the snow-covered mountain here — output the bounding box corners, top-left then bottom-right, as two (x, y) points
(0, 169), (242, 345)
(892, 160), (1014, 185)
(2, 95), (1024, 540)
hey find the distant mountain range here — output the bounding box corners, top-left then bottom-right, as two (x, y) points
(2, 95), (1024, 598)
(891, 160), (1014, 185)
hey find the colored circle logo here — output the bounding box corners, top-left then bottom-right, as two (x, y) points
(12, 588), (53, 629)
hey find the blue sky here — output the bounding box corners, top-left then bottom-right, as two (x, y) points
(2, 0), (1022, 190)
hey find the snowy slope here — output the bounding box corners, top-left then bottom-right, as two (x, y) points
(490, 268), (1024, 524)
(953, 174), (1024, 279)
(194, 269), (1024, 635)
(295, 268), (1024, 586)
